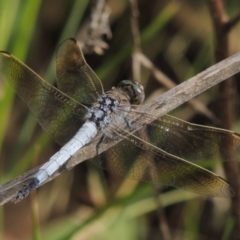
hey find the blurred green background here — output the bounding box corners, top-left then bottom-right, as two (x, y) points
(1, 0), (240, 239)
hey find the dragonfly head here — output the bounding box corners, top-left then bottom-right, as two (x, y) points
(117, 80), (145, 105)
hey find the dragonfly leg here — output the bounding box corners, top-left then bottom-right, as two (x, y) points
(96, 134), (105, 155)
(124, 118), (132, 129)
(14, 178), (39, 202)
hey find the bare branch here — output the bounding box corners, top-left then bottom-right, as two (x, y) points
(129, 0), (142, 83)
(129, 3), (171, 234)
(206, 1), (240, 237)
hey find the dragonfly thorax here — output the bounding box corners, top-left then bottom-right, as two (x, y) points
(88, 81), (145, 128)
(88, 94), (120, 128)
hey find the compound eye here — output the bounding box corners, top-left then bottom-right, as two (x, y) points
(117, 80), (145, 105)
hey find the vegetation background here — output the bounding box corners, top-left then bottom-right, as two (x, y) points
(1, 0), (240, 239)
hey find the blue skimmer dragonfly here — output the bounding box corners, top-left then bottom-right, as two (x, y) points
(0, 38), (238, 205)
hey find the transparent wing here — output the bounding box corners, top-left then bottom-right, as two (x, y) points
(92, 122), (234, 197)
(111, 107), (240, 163)
(56, 38), (104, 104)
(0, 51), (88, 145)
(138, 114), (240, 163)
(90, 106), (238, 197)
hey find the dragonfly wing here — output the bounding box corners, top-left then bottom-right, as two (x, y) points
(91, 123), (234, 197)
(0, 52), (88, 145)
(56, 38), (104, 104)
(114, 108), (240, 163)
(138, 114), (240, 163)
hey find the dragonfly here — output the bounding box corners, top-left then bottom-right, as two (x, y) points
(0, 38), (239, 205)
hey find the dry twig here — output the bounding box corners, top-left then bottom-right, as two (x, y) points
(206, 1), (240, 238)
(129, 0), (142, 84)
(129, 1), (171, 239)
